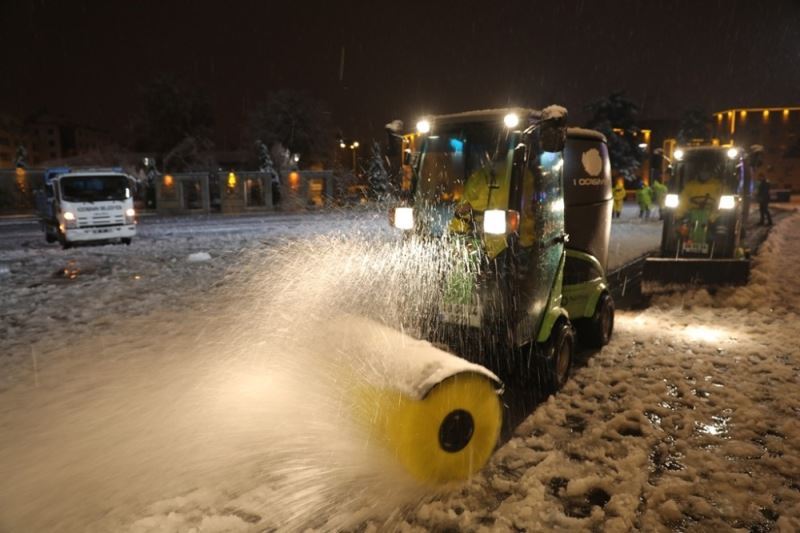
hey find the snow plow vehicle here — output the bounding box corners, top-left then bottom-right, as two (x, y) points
(389, 108), (615, 391)
(643, 146), (750, 285)
(35, 167), (138, 249)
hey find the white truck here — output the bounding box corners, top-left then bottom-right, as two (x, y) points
(35, 167), (137, 248)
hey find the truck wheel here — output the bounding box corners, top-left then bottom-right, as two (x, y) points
(578, 292), (615, 348)
(45, 232), (56, 243)
(61, 240), (72, 250)
(121, 238), (132, 245)
(547, 320), (575, 391)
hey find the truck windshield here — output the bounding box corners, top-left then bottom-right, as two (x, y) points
(676, 151), (741, 191)
(415, 122), (511, 206)
(60, 175), (131, 202)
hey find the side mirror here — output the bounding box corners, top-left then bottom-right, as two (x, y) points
(402, 149), (412, 166)
(538, 105), (568, 153)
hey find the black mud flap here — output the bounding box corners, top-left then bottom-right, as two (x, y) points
(643, 258), (750, 286)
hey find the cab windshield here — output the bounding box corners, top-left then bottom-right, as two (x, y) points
(414, 122), (513, 205)
(60, 175), (131, 203)
(675, 150), (742, 192)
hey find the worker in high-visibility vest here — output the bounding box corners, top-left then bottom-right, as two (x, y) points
(612, 179), (626, 218)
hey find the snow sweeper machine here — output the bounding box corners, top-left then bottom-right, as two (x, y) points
(643, 145), (751, 286)
(373, 107), (616, 486)
(284, 106), (614, 488)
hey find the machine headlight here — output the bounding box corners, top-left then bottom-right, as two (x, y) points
(726, 147), (739, 159)
(673, 149), (684, 161)
(503, 113), (520, 129)
(718, 195), (736, 209)
(393, 207), (414, 230)
(416, 119), (431, 134)
(63, 211), (75, 221)
(483, 209), (507, 235)
(665, 194), (679, 208)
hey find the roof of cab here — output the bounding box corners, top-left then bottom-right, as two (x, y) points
(567, 127), (607, 144)
(426, 107), (539, 125)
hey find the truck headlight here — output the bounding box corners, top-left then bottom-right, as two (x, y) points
(665, 194), (679, 208)
(393, 207), (414, 230)
(124, 207), (136, 224)
(718, 195), (735, 210)
(483, 209), (506, 235)
(62, 211), (77, 228)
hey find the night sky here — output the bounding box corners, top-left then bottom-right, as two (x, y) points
(2, 0), (798, 146)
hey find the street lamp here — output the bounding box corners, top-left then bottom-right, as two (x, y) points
(349, 142), (359, 170)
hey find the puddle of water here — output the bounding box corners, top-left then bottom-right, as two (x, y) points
(695, 413), (732, 438)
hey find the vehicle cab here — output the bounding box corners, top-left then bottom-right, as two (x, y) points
(390, 107), (575, 383)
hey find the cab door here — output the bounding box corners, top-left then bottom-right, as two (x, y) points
(514, 146), (565, 344)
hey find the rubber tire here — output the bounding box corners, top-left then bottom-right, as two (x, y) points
(45, 232), (56, 243)
(121, 238), (132, 245)
(547, 320), (575, 392)
(578, 292), (615, 348)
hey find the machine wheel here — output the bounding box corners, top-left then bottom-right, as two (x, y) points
(121, 238), (132, 245)
(577, 292), (615, 348)
(546, 319), (575, 391)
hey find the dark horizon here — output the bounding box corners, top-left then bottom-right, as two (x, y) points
(2, 0), (798, 147)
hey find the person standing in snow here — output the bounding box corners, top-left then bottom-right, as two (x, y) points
(757, 173), (773, 226)
(612, 179), (626, 218)
(636, 180), (653, 219)
(652, 178), (668, 220)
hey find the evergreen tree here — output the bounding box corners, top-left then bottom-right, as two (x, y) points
(677, 109), (712, 144)
(255, 139), (279, 184)
(585, 92), (643, 181)
(250, 91), (333, 170)
(365, 141), (391, 199)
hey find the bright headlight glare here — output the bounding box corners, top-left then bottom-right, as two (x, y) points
(503, 113), (520, 129)
(727, 147), (738, 159)
(63, 211), (75, 221)
(125, 208), (136, 217)
(394, 207), (414, 230)
(665, 194), (679, 208)
(416, 119), (431, 134)
(674, 149), (684, 161)
(718, 195), (735, 209)
(483, 209), (507, 235)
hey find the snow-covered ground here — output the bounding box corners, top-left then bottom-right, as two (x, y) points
(7, 205), (798, 532)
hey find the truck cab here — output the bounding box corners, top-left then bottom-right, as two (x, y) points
(36, 168), (137, 248)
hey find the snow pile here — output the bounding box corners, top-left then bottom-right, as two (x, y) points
(0, 264), (9, 276)
(542, 104), (568, 121)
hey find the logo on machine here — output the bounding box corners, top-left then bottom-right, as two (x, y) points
(581, 149), (604, 179)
